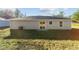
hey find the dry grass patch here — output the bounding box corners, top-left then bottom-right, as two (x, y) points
(72, 23), (79, 29)
(0, 39), (79, 50)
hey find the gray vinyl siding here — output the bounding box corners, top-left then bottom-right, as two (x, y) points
(10, 19), (71, 30)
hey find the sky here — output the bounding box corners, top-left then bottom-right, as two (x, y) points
(0, 8), (78, 17)
(0, 8), (79, 16)
(18, 8), (79, 17)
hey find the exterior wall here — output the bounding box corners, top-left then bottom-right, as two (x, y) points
(45, 19), (71, 30)
(10, 19), (71, 30)
(10, 20), (39, 29)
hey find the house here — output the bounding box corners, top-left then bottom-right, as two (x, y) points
(10, 16), (71, 30)
(0, 17), (9, 27)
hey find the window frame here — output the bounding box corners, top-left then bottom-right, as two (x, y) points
(40, 21), (45, 24)
(59, 21), (63, 27)
(18, 26), (23, 30)
(40, 26), (45, 29)
(49, 21), (52, 25)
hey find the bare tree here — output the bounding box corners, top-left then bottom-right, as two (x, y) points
(15, 9), (24, 18)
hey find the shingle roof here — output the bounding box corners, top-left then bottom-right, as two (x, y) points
(27, 16), (70, 19)
(11, 16), (70, 21)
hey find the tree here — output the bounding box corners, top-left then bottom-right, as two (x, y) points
(71, 10), (79, 21)
(15, 9), (24, 18)
(52, 11), (64, 18)
(0, 9), (24, 19)
(15, 9), (20, 17)
(59, 11), (64, 17)
(0, 9), (15, 19)
(56, 11), (64, 17)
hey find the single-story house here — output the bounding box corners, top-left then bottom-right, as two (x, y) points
(10, 16), (71, 30)
(0, 17), (9, 27)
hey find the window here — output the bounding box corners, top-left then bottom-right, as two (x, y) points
(40, 21), (45, 24)
(49, 21), (52, 24)
(60, 21), (63, 27)
(19, 26), (23, 30)
(40, 26), (45, 29)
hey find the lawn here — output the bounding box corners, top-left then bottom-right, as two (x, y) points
(72, 22), (79, 29)
(0, 23), (79, 50)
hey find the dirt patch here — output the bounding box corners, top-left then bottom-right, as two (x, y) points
(71, 29), (79, 39)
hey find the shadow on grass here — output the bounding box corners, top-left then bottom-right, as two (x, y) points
(0, 26), (9, 30)
(4, 28), (79, 40)
(4, 36), (68, 40)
